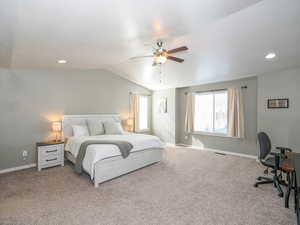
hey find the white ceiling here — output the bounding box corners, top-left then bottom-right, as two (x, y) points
(1, 0), (299, 90)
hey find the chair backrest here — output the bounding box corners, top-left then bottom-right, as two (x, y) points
(257, 132), (272, 159)
(294, 155), (300, 224)
(294, 154), (300, 190)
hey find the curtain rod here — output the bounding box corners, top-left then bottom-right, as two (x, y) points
(129, 92), (151, 96)
(184, 86), (247, 95)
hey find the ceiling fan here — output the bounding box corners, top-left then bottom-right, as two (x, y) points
(130, 41), (188, 66)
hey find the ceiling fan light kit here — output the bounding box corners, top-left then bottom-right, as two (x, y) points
(155, 54), (167, 64)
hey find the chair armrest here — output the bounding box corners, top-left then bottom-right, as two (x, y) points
(276, 146), (292, 154)
(270, 152), (286, 160)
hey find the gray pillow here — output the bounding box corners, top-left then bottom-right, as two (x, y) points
(87, 119), (105, 136)
(103, 121), (124, 135)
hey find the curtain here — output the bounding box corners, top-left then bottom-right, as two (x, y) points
(130, 94), (140, 132)
(184, 93), (195, 133)
(228, 88), (245, 138)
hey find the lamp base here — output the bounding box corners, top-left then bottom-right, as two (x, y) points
(54, 133), (62, 143)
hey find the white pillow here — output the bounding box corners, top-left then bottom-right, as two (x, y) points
(72, 125), (90, 137)
(103, 121), (124, 135)
(87, 119), (104, 136)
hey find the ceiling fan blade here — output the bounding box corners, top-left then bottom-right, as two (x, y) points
(167, 56), (184, 63)
(129, 55), (153, 60)
(166, 46), (188, 54)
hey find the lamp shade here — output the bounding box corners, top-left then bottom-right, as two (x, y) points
(126, 118), (134, 126)
(52, 121), (62, 132)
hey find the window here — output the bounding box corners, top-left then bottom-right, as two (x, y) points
(194, 91), (228, 134)
(138, 95), (149, 131)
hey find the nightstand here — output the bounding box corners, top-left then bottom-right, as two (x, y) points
(36, 140), (64, 171)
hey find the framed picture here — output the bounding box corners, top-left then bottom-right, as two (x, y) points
(267, 98), (289, 109)
(158, 97), (168, 113)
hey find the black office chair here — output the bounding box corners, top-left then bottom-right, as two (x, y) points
(254, 132), (291, 197)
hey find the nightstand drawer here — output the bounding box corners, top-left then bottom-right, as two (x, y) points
(40, 155), (62, 165)
(40, 149), (61, 158)
(40, 149), (63, 159)
(39, 144), (63, 153)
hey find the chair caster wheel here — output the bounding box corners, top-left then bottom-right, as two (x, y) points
(278, 193), (284, 198)
(254, 184), (258, 188)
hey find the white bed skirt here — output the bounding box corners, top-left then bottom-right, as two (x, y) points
(65, 148), (163, 187)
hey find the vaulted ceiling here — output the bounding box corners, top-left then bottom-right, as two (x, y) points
(1, 0), (299, 90)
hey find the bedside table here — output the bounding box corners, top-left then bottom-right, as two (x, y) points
(36, 140), (64, 171)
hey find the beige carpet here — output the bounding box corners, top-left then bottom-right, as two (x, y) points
(0, 147), (295, 225)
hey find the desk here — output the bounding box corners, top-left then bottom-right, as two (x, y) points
(282, 152), (300, 209)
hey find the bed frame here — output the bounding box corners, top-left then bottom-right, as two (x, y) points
(62, 114), (163, 188)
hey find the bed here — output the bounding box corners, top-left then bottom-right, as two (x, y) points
(63, 114), (164, 187)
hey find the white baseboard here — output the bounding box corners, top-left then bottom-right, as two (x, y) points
(0, 163), (36, 174)
(173, 143), (258, 160)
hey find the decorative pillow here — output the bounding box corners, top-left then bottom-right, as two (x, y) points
(72, 125), (90, 137)
(87, 119), (104, 136)
(103, 121), (124, 135)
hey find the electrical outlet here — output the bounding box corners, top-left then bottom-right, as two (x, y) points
(22, 150), (28, 160)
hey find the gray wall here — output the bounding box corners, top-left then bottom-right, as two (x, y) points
(152, 88), (176, 144)
(0, 68), (151, 170)
(257, 67), (300, 153)
(176, 77), (258, 156)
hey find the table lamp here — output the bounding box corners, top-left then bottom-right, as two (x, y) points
(52, 121), (62, 142)
(126, 118), (134, 132)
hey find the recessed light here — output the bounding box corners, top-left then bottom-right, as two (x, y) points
(57, 60), (67, 64)
(265, 53), (276, 60)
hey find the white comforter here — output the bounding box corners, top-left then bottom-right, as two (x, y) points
(65, 133), (164, 178)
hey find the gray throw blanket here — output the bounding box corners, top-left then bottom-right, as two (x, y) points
(75, 140), (133, 174)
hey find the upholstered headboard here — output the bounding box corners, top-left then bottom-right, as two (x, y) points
(62, 114), (121, 138)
